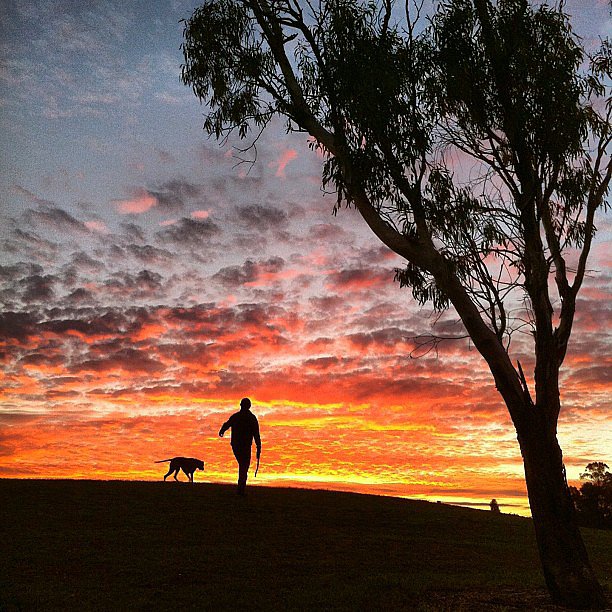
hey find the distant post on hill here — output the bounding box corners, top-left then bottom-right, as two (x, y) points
(180, 1), (611, 608)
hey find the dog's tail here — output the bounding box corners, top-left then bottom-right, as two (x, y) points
(154, 459), (173, 463)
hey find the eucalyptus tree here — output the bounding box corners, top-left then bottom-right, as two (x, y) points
(181, 0), (611, 607)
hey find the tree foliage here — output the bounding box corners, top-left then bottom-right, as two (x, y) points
(182, 0), (611, 359)
(570, 462), (612, 529)
(181, 1), (611, 607)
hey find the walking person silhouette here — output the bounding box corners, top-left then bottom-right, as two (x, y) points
(219, 397), (261, 495)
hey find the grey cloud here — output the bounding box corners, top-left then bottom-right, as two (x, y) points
(11, 184), (54, 207)
(326, 267), (390, 290)
(237, 204), (288, 231)
(307, 223), (350, 241)
(0, 311), (39, 342)
(120, 222), (146, 243)
(102, 244), (128, 263)
(0, 263), (44, 282)
(150, 179), (202, 212)
(24, 206), (90, 235)
(67, 251), (105, 273)
(4, 229), (59, 259)
(35, 306), (156, 339)
(104, 270), (164, 298)
(66, 288), (95, 304)
(213, 257), (285, 288)
(565, 365), (611, 387)
(19, 351), (64, 367)
(347, 327), (412, 349)
(155, 217), (221, 247)
(308, 295), (345, 312)
(303, 356), (340, 369)
(20, 274), (57, 302)
(125, 244), (174, 264)
(358, 246), (398, 265)
(3, 2), (138, 119)
(69, 347), (165, 375)
(155, 148), (176, 164)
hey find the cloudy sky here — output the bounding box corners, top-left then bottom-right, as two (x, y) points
(1, 0), (610, 514)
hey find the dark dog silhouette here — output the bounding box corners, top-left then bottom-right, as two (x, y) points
(155, 457), (204, 482)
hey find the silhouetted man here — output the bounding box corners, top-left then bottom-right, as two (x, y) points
(219, 397), (261, 495)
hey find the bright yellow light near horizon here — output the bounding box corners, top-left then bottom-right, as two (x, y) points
(416, 494), (531, 517)
(254, 398), (354, 412)
(142, 396), (356, 412)
(263, 417), (443, 434)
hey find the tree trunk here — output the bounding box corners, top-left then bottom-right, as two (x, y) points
(517, 416), (608, 609)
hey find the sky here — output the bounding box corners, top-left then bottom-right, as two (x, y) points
(1, 0), (610, 516)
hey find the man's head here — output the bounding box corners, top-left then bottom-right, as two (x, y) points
(240, 397), (252, 410)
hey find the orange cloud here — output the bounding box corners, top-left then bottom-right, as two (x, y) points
(0, 289), (608, 520)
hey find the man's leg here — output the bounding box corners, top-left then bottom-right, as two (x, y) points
(233, 446), (251, 495)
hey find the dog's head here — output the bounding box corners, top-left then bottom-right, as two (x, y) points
(197, 460), (204, 471)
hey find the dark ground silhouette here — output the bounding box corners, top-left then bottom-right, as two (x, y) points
(1, 479), (610, 610)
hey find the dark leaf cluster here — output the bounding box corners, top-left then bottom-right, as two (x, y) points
(181, 0), (277, 140)
(570, 462), (612, 530)
(181, 0), (611, 347)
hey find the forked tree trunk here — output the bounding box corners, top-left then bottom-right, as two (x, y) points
(516, 411), (608, 609)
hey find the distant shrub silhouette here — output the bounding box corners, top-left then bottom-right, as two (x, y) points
(570, 462), (612, 530)
(490, 499), (501, 513)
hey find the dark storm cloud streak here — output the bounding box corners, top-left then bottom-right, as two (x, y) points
(68, 347), (165, 374)
(0, 306), (154, 342)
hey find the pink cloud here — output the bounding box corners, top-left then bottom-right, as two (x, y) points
(84, 220), (108, 233)
(191, 210), (210, 219)
(270, 148), (298, 177)
(113, 189), (158, 214)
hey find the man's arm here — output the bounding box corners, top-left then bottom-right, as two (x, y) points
(219, 418), (231, 437)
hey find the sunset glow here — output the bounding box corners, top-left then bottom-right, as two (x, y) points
(1, 0), (610, 519)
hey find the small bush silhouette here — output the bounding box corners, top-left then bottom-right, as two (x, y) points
(570, 462), (612, 529)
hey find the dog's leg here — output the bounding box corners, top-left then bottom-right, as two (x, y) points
(163, 468), (172, 481)
(173, 468), (180, 481)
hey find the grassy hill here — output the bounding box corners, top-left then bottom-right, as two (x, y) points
(1, 480), (610, 611)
